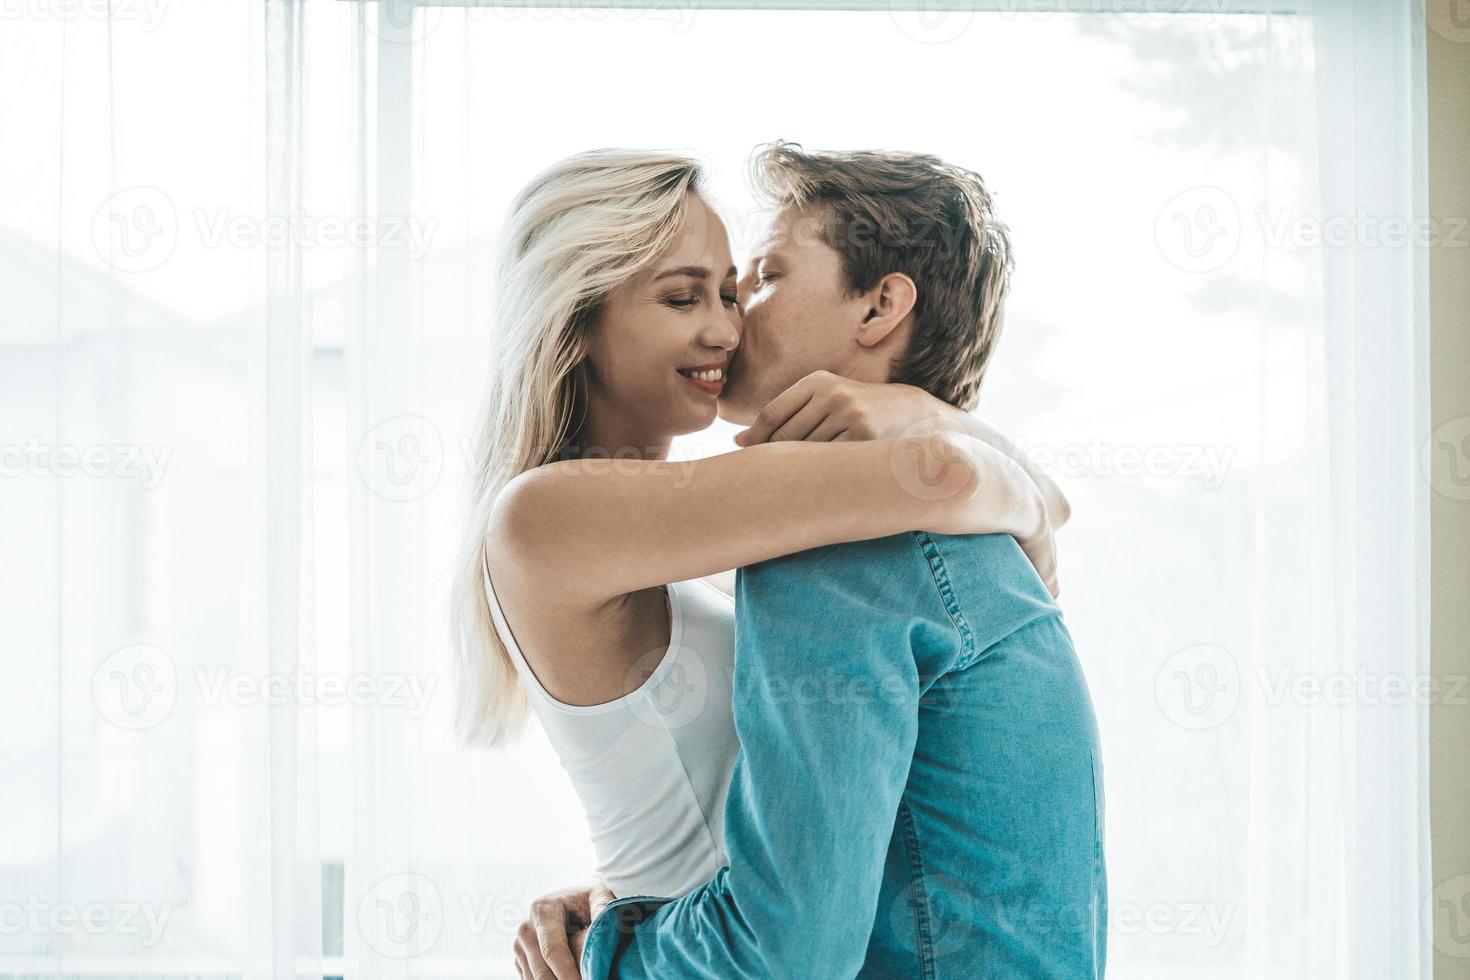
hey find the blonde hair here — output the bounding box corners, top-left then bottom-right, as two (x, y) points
(449, 149), (706, 748)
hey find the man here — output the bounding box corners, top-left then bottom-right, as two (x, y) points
(523, 143), (1105, 979)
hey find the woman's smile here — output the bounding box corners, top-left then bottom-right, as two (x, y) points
(677, 361), (728, 395)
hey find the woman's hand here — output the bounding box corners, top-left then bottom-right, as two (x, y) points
(734, 370), (941, 446)
(734, 370), (1071, 530)
(512, 877), (616, 980)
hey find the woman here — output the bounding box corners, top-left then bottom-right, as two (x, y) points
(448, 150), (1062, 980)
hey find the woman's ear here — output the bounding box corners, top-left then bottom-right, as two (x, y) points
(856, 272), (917, 348)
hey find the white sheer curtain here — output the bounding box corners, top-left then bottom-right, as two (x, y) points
(0, 1), (1429, 977)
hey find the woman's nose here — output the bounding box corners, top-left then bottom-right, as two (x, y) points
(703, 310), (740, 351)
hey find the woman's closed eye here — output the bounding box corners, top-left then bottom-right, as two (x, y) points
(663, 290), (741, 310)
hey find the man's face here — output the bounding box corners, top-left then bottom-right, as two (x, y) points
(719, 205), (867, 424)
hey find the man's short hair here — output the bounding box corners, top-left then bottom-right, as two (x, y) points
(749, 142), (1015, 410)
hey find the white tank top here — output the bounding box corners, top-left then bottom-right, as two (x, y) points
(483, 557), (740, 899)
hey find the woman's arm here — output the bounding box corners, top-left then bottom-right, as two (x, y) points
(734, 370), (1071, 528)
(488, 431), (1049, 606)
(962, 414), (1071, 528)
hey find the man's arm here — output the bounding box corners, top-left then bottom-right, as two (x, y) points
(580, 533), (965, 979)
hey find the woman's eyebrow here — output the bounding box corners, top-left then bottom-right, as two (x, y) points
(652, 265), (712, 282)
(653, 264), (740, 282)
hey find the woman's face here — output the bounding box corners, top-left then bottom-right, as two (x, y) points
(581, 194), (741, 449)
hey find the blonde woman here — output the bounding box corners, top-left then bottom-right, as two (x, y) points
(451, 149), (1083, 980)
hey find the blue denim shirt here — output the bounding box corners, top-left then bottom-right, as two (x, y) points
(581, 531), (1107, 979)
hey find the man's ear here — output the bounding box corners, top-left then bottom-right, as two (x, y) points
(856, 272), (917, 348)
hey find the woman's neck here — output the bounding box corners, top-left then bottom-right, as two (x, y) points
(568, 409), (671, 462)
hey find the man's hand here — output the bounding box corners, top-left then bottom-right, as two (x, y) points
(512, 878), (616, 980)
(736, 370), (1072, 534)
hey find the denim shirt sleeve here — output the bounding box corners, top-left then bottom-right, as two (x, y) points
(580, 531), (971, 979)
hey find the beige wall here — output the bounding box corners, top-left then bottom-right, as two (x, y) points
(1430, 0), (1470, 976)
